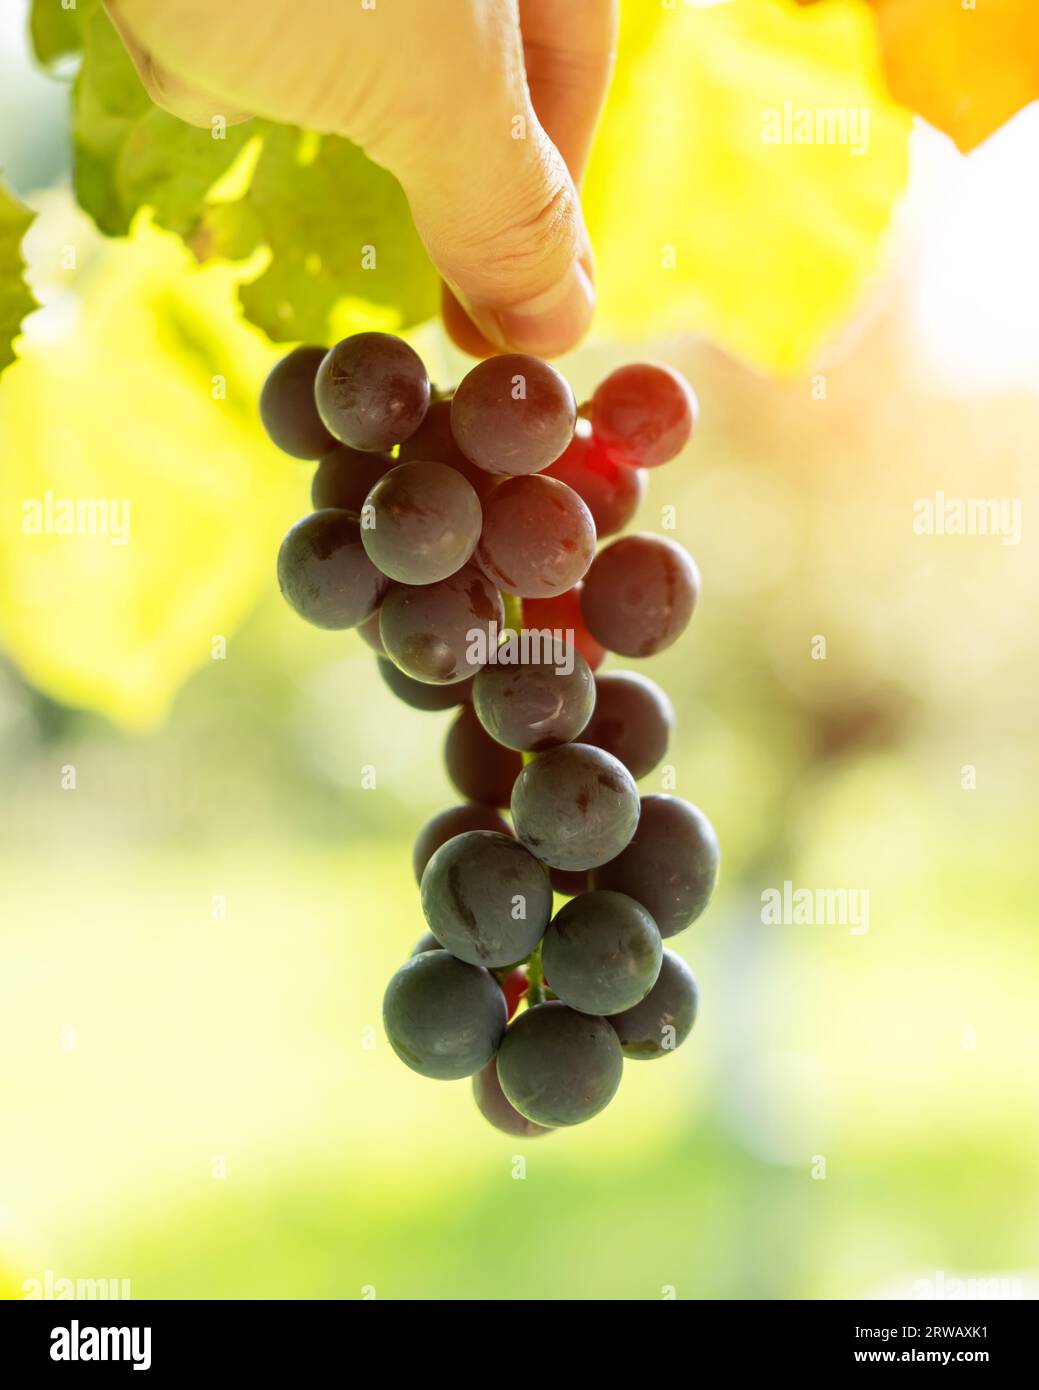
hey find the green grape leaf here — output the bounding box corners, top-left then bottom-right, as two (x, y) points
(227, 127), (438, 343)
(29, 0), (94, 68)
(118, 108), (257, 241)
(189, 198), (264, 264)
(0, 212), (302, 729)
(72, 5), (153, 235)
(72, 5), (255, 240)
(584, 0), (913, 375)
(0, 181), (37, 376)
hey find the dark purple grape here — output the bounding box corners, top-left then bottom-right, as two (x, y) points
(544, 419), (646, 538)
(541, 890), (662, 1016)
(609, 948), (699, 1059)
(277, 509), (388, 629)
(593, 796), (719, 938)
(412, 804), (512, 883)
(361, 460), (482, 584)
(451, 354), (576, 475)
(420, 831), (552, 967)
(259, 346), (335, 459)
(379, 564), (503, 684)
(581, 671), (674, 780)
(473, 1060), (552, 1138)
(473, 653), (594, 752)
(356, 608), (385, 654)
(377, 656), (473, 712)
(315, 332), (430, 451)
(311, 444), (394, 511)
(496, 1001), (623, 1127)
(410, 931), (443, 956)
(580, 534), (699, 657)
(476, 475), (595, 599)
(591, 362), (698, 467)
(398, 398), (498, 498)
(444, 706), (523, 808)
(383, 950), (506, 1079)
(550, 867), (590, 898)
(510, 743), (640, 871)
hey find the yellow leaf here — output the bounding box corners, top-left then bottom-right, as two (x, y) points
(584, 0), (912, 374)
(870, 0), (1039, 152)
(0, 199), (301, 729)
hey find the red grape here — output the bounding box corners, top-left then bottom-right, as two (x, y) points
(451, 354), (576, 475)
(544, 419), (645, 538)
(591, 362), (697, 467)
(580, 534), (699, 657)
(523, 587), (605, 672)
(477, 475), (595, 599)
(499, 966), (529, 1020)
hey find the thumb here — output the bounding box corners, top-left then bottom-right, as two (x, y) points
(364, 83), (594, 360)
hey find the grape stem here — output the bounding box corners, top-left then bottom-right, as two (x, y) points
(526, 944), (545, 1006)
(501, 589), (523, 633)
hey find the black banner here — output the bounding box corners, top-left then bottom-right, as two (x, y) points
(2, 1298), (1032, 1376)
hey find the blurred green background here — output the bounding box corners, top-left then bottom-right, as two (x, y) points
(1, 2), (1038, 1300)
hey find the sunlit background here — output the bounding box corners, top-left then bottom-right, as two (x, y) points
(1, 0), (1038, 1300)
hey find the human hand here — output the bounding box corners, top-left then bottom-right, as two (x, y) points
(104, 0), (617, 357)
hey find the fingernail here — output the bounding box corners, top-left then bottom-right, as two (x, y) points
(480, 259), (595, 358)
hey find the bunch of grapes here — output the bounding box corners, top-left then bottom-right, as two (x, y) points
(261, 331), (719, 1134)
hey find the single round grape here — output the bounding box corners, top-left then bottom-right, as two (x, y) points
(259, 346), (335, 459)
(581, 671), (675, 780)
(377, 656), (474, 712)
(451, 354), (576, 475)
(593, 796), (719, 937)
(473, 653), (594, 752)
(544, 419), (646, 538)
(511, 743), (640, 871)
(444, 706), (523, 808)
(580, 534), (699, 657)
(398, 398), (498, 498)
(523, 587), (605, 672)
(379, 564), (503, 684)
(541, 890), (662, 1016)
(410, 930), (443, 956)
(591, 362), (698, 467)
(383, 950), (506, 1080)
(361, 460), (482, 584)
(277, 509), (388, 629)
(609, 949), (699, 1059)
(356, 607), (385, 654)
(311, 444), (394, 511)
(420, 830), (552, 968)
(550, 867), (590, 898)
(412, 804), (512, 883)
(476, 475), (595, 599)
(473, 1060), (552, 1139)
(315, 332), (430, 451)
(497, 1001), (623, 1127)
